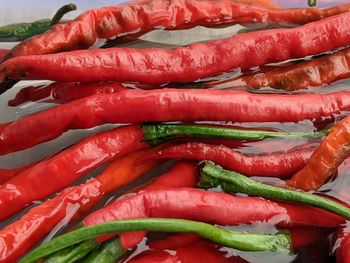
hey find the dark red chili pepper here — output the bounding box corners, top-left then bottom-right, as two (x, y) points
(4, 1), (348, 63)
(137, 142), (317, 178)
(0, 49), (7, 62)
(83, 188), (345, 249)
(8, 81), (126, 106)
(334, 227), (350, 263)
(0, 88), (342, 154)
(210, 47), (350, 91)
(0, 149), (162, 263)
(287, 116), (350, 191)
(2, 11), (350, 92)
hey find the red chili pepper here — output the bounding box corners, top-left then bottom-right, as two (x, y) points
(2, 11), (350, 92)
(0, 161), (37, 184)
(287, 116), (350, 191)
(149, 233), (201, 250)
(7, 81), (126, 106)
(0, 49), (7, 62)
(137, 142), (317, 178)
(334, 227), (350, 263)
(4, 1), (348, 63)
(0, 89), (345, 154)
(210, 47), (350, 91)
(83, 188), (345, 249)
(0, 149), (163, 263)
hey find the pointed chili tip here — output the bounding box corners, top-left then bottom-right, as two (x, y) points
(308, 0), (317, 7)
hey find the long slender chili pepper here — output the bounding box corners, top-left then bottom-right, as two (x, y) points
(137, 142), (317, 178)
(8, 81), (127, 106)
(0, 149), (162, 263)
(199, 162), (350, 219)
(20, 218), (292, 263)
(0, 123), (317, 221)
(0, 4), (76, 42)
(0, 89), (339, 154)
(0, 161), (37, 184)
(3, 11), (350, 92)
(287, 116), (350, 191)
(209, 48), (350, 91)
(4, 1), (348, 62)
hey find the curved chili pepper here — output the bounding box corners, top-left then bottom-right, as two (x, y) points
(137, 142), (317, 178)
(0, 89), (338, 154)
(8, 81), (126, 106)
(287, 116), (350, 191)
(210, 48), (350, 91)
(0, 4), (76, 42)
(83, 188), (344, 250)
(3, 11), (350, 92)
(4, 1), (349, 63)
(0, 149), (162, 263)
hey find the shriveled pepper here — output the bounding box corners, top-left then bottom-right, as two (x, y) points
(287, 115), (350, 191)
(0, 89), (337, 154)
(0, 149), (162, 263)
(210, 47), (350, 91)
(3, 11), (350, 92)
(0, 4), (77, 42)
(8, 81), (126, 106)
(4, 1), (349, 63)
(137, 142), (317, 178)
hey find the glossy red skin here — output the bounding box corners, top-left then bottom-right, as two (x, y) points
(0, 162), (37, 184)
(83, 188), (345, 249)
(213, 47), (350, 91)
(4, 12), (350, 86)
(8, 81), (126, 106)
(0, 124), (147, 222)
(2, 89), (350, 155)
(5, 1), (349, 60)
(335, 227), (350, 263)
(0, 149), (162, 263)
(138, 142), (316, 178)
(287, 116), (350, 191)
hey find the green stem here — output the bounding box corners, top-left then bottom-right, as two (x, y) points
(50, 3), (77, 26)
(20, 218), (292, 263)
(43, 239), (97, 263)
(199, 162), (350, 219)
(142, 123), (329, 146)
(82, 238), (125, 263)
(308, 0), (317, 7)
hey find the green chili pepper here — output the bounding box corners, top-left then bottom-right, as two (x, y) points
(82, 238), (125, 263)
(0, 4), (76, 42)
(20, 218), (292, 263)
(199, 162), (350, 219)
(142, 123), (329, 146)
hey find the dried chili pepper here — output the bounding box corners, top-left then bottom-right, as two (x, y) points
(0, 4), (76, 42)
(287, 116), (350, 191)
(199, 162), (350, 219)
(137, 142), (317, 178)
(4, 1), (349, 63)
(0, 89), (336, 154)
(8, 81), (126, 106)
(3, 11), (350, 92)
(1, 122), (266, 222)
(0, 149), (162, 263)
(20, 218), (292, 263)
(210, 48), (350, 91)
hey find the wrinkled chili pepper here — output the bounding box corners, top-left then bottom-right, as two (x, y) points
(1, 122), (258, 221)
(199, 162), (350, 219)
(0, 89), (338, 154)
(0, 149), (162, 263)
(287, 116), (350, 191)
(4, 1), (348, 63)
(0, 4), (76, 42)
(210, 47), (350, 91)
(3, 12), (350, 92)
(8, 81), (126, 106)
(137, 142), (317, 178)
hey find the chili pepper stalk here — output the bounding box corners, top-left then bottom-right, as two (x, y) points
(81, 238), (124, 263)
(199, 162), (350, 219)
(20, 218), (292, 263)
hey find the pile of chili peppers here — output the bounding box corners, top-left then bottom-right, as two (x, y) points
(2, 0), (350, 262)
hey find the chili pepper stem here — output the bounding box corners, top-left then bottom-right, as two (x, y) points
(308, 0), (317, 7)
(199, 162), (350, 219)
(142, 124), (329, 146)
(20, 218), (292, 263)
(82, 238), (125, 263)
(50, 4), (77, 26)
